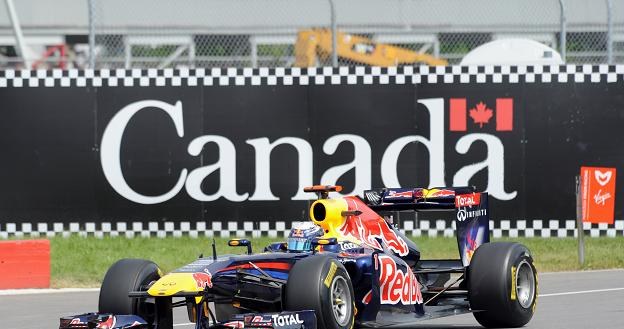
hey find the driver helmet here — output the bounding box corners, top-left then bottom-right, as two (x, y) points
(287, 222), (323, 252)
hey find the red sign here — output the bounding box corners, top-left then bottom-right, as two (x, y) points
(455, 193), (482, 208)
(581, 167), (616, 224)
(450, 98), (513, 132)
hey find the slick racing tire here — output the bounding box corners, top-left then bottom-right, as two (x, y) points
(99, 259), (162, 326)
(285, 255), (355, 329)
(468, 242), (537, 328)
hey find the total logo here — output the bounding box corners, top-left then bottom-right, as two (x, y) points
(455, 193), (481, 207)
(271, 314), (304, 327)
(377, 255), (423, 305)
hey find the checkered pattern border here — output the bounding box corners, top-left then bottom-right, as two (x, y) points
(0, 65), (623, 88)
(1, 220), (622, 239)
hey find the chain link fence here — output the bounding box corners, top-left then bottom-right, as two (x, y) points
(1, 0), (623, 69)
(89, 0), (332, 69)
(85, 0), (624, 69)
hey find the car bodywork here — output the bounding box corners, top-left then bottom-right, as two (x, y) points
(60, 185), (495, 329)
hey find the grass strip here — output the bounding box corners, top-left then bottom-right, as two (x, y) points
(49, 236), (624, 288)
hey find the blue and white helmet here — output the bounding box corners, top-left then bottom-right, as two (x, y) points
(287, 222), (323, 252)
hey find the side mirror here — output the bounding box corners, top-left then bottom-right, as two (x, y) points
(228, 238), (252, 255)
(311, 237), (338, 253)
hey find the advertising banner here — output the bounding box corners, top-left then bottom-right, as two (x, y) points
(0, 67), (623, 226)
(581, 166), (616, 224)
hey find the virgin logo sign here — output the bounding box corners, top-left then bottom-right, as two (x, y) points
(594, 170), (613, 186)
(581, 166), (616, 224)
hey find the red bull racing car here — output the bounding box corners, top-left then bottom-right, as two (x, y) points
(60, 185), (537, 329)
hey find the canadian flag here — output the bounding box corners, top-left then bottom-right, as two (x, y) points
(449, 98), (513, 132)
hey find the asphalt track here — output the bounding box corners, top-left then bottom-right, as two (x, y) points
(1, 269), (623, 329)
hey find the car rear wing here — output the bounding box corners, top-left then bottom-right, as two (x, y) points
(362, 186), (490, 266)
(454, 192), (490, 266)
(361, 186), (476, 211)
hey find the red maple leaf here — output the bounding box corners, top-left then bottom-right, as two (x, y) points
(469, 102), (493, 128)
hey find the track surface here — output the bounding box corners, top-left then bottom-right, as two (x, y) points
(1, 269), (623, 329)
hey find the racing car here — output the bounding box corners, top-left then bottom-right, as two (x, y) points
(60, 185), (537, 329)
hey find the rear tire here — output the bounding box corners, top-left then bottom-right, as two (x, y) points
(98, 259), (161, 326)
(468, 242), (537, 328)
(285, 255), (355, 329)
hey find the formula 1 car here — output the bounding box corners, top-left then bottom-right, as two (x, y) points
(60, 185), (537, 329)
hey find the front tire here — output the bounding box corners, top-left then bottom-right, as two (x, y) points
(98, 259), (162, 326)
(285, 255), (355, 329)
(468, 242), (537, 328)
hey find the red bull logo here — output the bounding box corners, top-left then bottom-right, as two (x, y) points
(338, 196), (409, 256)
(426, 189), (455, 198)
(378, 255), (423, 305)
(193, 271), (213, 289)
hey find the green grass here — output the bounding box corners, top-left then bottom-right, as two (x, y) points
(49, 236), (624, 288)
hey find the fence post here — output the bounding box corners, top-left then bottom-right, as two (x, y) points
(607, 0), (613, 64)
(558, 0), (567, 62)
(88, 0), (96, 69)
(329, 0), (338, 67)
(4, 0), (31, 68)
(575, 175), (585, 266)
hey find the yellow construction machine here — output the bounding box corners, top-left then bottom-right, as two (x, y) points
(294, 28), (447, 67)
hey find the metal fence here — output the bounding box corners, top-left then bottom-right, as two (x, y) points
(2, 0), (624, 69)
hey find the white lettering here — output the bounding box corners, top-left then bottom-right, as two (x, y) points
(381, 98), (445, 188)
(100, 99), (517, 205)
(453, 134), (517, 201)
(320, 134), (371, 195)
(100, 100), (187, 204)
(186, 136), (248, 201)
(593, 189), (611, 205)
(246, 137), (313, 200)
(271, 314), (303, 327)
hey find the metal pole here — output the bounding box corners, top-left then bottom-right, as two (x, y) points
(606, 0), (613, 64)
(329, 0), (338, 67)
(88, 0), (96, 69)
(575, 175), (585, 266)
(558, 0), (567, 63)
(4, 0), (31, 68)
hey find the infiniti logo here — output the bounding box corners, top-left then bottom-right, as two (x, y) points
(457, 208), (467, 221)
(456, 207), (487, 222)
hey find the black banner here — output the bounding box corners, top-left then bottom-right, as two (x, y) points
(0, 69), (622, 224)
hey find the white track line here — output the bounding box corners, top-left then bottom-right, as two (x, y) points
(173, 323), (194, 327)
(539, 287), (624, 297)
(0, 288), (99, 296)
(539, 268), (624, 276)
